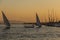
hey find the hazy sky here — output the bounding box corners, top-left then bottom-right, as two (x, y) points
(0, 0), (60, 22)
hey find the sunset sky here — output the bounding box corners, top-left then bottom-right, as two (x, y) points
(0, 0), (60, 22)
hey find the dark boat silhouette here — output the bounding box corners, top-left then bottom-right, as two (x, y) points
(44, 9), (60, 27)
(24, 13), (41, 28)
(36, 13), (41, 28)
(45, 10), (54, 26)
(2, 11), (10, 30)
(24, 23), (34, 28)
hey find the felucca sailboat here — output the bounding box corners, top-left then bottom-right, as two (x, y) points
(36, 13), (41, 28)
(2, 11), (10, 30)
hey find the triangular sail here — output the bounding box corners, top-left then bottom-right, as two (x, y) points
(36, 13), (41, 27)
(2, 11), (10, 30)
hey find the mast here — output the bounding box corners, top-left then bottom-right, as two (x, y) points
(2, 11), (10, 30)
(52, 9), (55, 23)
(55, 11), (58, 22)
(48, 10), (51, 23)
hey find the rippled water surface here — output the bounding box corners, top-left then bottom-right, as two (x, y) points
(0, 24), (60, 40)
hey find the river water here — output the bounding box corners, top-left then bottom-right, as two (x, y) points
(0, 24), (60, 40)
